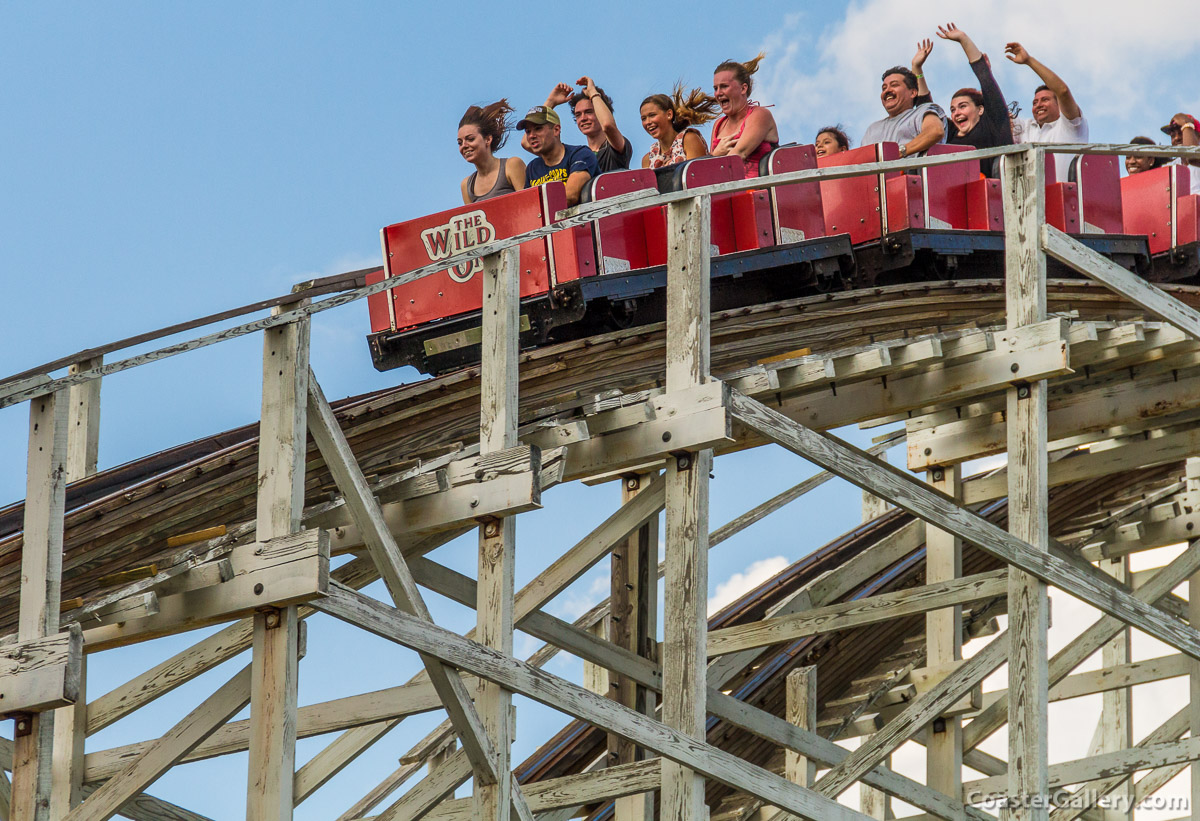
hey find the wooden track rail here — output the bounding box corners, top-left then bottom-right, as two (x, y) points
(4, 143), (1200, 820)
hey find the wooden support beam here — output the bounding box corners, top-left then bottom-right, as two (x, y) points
(1097, 556), (1133, 820)
(247, 302), (308, 821)
(293, 719), (400, 805)
(979, 653), (1189, 707)
(707, 570), (1006, 656)
(925, 464), (962, 809)
(786, 667), (817, 794)
(661, 193), (712, 821)
(65, 356), (102, 483)
(611, 471), (658, 821)
(0, 628), (82, 714)
(727, 391), (1200, 660)
(75, 785), (214, 821)
(1004, 146), (1050, 821)
(63, 667), (251, 821)
(13, 389), (68, 821)
(315, 584), (870, 821)
(305, 373), (533, 820)
(1043, 224), (1200, 341)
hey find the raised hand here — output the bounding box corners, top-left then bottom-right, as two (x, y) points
(937, 23), (966, 42)
(1004, 42), (1031, 65)
(577, 76), (598, 97)
(912, 38), (933, 69)
(545, 82), (573, 107)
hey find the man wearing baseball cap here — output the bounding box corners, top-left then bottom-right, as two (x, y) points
(1162, 113), (1200, 195)
(519, 105), (599, 207)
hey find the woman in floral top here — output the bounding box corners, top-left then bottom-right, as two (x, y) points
(640, 84), (720, 169)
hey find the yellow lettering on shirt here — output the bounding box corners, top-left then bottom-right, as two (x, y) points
(529, 167), (570, 187)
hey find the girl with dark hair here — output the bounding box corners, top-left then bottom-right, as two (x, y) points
(814, 126), (851, 158)
(1125, 137), (1169, 175)
(641, 84), (720, 169)
(933, 23), (1013, 177)
(458, 99), (527, 204)
(710, 53), (780, 179)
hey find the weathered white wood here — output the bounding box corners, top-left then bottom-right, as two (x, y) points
(1097, 556), (1132, 820)
(306, 373), (532, 819)
(375, 749), (471, 821)
(661, 193), (712, 821)
(316, 584), (870, 821)
(50, 647), (85, 820)
(248, 302), (308, 821)
(728, 391), (1200, 659)
(786, 667), (817, 796)
(293, 719), (400, 804)
(81, 530), (329, 651)
(14, 390), (69, 821)
(1043, 224), (1200, 341)
(63, 666), (252, 821)
(65, 356), (102, 483)
(707, 570), (1006, 656)
(1192, 560), (1200, 821)
(0, 628), (82, 715)
(612, 472), (658, 821)
(925, 463), (962, 807)
(814, 633), (1008, 799)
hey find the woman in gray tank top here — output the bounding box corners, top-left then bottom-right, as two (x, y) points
(459, 99), (527, 204)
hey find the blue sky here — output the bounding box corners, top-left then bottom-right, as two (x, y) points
(3, 2), (1200, 817)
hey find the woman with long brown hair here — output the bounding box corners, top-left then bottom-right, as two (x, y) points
(709, 53), (779, 179)
(640, 84), (720, 169)
(458, 99), (527, 204)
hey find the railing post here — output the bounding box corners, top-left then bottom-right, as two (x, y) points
(925, 464), (962, 806)
(65, 356), (102, 483)
(661, 194), (711, 821)
(247, 300), (309, 821)
(473, 246), (520, 821)
(12, 390), (68, 821)
(1002, 145), (1049, 821)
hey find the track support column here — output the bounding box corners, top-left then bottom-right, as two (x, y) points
(925, 464), (962, 807)
(661, 194), (711, 821)
(12, 391), (68, 821)
(473, 246), (520, 821)
(247, 301), (309, 820)
(1002, 146), (1050, 821)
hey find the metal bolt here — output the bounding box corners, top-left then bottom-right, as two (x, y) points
(265, 610), (280, 629)
(924, 447), (932, 456)
(662, 431), (672, 443)
(676, 454), (691, 471)
(932, 468), (945, 482)
(625, 477), (640, 490)
(1010, 362), (1020, 373)
(484, 521), (500, 538)
(253, 583), (264, 595)
(1017, 385), (1031, 399)
(470, 497), (479, 508)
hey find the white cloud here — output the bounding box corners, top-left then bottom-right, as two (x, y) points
(756, 2), (1200, 148)
(709, 556), (790, 615)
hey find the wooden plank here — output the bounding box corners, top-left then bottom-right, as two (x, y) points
(375, 749), (471, 821)
(786, 667), (817, 790)
(0, 628), (82, 714)
(65, 356), (102, 483)
(63, 667), (252, 821)
(13, 389), (68, 821)
(727, 390), (1200, 660)
(706, 571), (1007, 656)
(51, 651), (86, 818)
(1043, 224), (1200, 341)
(315, 584), (870, 821)
(293, 719), (400, 805)
(661, 193), (711, 821)
(75, 785), (215, 821)
(80, 530), (330, 651)
(925, 465), (962, 806)
(305, 373), (530, 815)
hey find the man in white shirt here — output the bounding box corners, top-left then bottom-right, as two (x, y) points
(1005, 42), (1088, 182)
(1162, 113), (1200, 196)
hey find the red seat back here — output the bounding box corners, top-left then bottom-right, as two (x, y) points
(886, 175), (925, 233)
(965, 178), (1003, 230)
(818, 144), (896, 244)
(1045, 183), (1080, 233)
(1121, 165), (1188, 254)
(372, 183), (595, 330)
(589, 170), (659, 274)
(1070, 155), (1123, 234)
(762, 145), (826, 243)
(923, 144), (978, 229)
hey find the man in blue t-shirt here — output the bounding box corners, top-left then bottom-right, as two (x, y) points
(518, 106), (599, 207)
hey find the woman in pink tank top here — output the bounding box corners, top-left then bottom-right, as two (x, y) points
(709, 53), (780, 179)
(640, 83), (720, 170)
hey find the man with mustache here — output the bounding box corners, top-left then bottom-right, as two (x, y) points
(1005, 42), (1088, 182)
(860, 66), (945, 158)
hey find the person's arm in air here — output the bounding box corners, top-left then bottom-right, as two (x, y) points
(940, 23), (1011, 142)
(1005, 42), (1082, 120)
(505, 157), (527, 191)
(521, 84), (574, 152)
(1172, 114), (1200, 168)
(905, 111), (945, 156)
(912, 39), (933, 102)
(578, 76), (625, 153)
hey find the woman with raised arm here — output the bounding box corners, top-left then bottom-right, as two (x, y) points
(458, 100), (527, 205)
(814, 126), (850, 159)
(710, 53), (780, 179)
(641, 84), (720, 169)
(934, 23), (1013, 177)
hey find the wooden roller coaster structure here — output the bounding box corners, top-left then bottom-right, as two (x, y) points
(3, 143), (1200, 820)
